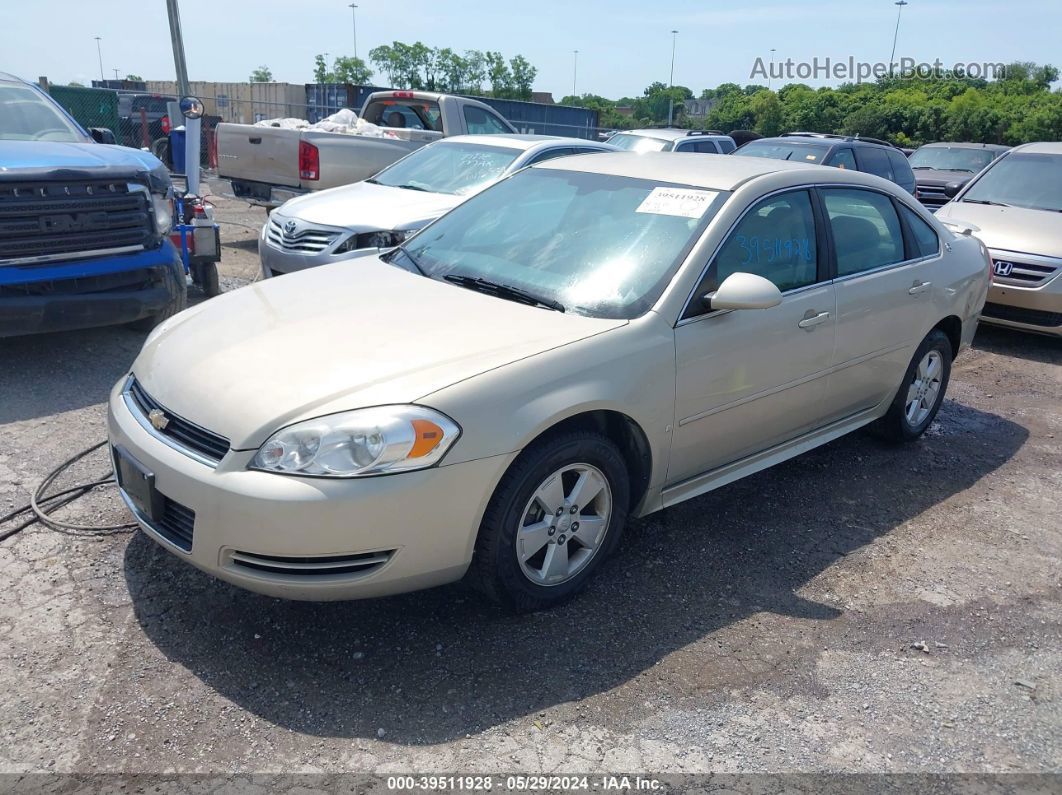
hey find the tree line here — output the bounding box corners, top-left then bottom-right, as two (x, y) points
(562, 62), (1062, 146)
(251, 42), (539, 102)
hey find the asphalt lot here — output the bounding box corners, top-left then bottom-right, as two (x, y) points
(0, 189), (1059, 776)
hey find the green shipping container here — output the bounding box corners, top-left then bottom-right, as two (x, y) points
(48, 84), (121, 135)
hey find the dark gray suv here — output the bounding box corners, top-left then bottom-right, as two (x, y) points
(908, 142), (1009, 211)
(734, 133), (917, 195)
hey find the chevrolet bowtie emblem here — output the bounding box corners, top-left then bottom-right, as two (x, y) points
(148, 408), (170, 431)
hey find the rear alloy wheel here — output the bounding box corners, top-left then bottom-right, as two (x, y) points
(871, 329), (952, 442)
(470, 431), (629, 612)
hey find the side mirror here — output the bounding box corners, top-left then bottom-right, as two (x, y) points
(943, 180), (968, 199)
(88, 127), (116, 145)
(706, 272), (783, 311)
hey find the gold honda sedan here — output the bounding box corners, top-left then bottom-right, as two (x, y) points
(109, 152), (990, 611)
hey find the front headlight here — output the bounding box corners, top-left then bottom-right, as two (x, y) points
(151, 192), (173, 234)
(250, 405), (461, 478)
(333, 228), (413, 254)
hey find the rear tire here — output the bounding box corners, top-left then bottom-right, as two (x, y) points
(871, 329), (952, 442)
(127, 256), (187, 332)
(469, 431), (630, 612)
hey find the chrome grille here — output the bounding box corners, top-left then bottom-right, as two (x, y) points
(916, 185), (949, 209)
(0, 179), (153, 263)
(229, 550), (394, 578)
(265, 217), (340, 254)
(126, 377), (231, 465)
(991, 254), (1060, 287)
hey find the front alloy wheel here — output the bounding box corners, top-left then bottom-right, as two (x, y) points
(470, 430), (630, 612)
(517, 464), (612, 586)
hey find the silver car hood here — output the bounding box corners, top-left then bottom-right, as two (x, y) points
(937, 201), (1062, 259)
(276, 181), (462, 231)
(133, 258), (625, 449)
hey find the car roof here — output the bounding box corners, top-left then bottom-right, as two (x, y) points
(534, 150), (875, 191)
(751, 135), (897, 150)
(440, 133), (611, 151)
(1012, 142), (1062, 155)
(621, 128), (732, 141)
(918, 142), (1010, 151)
(0, 71), (27, 85)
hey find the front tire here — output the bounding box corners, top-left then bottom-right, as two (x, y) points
(872, 329), (952, 442)
(469, 431), (630, 612)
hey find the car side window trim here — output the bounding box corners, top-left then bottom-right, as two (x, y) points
(677, 186), (827, 324)
(676, 182), (946, 325)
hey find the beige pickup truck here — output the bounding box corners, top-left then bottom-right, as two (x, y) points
(217, 91), (516, 207)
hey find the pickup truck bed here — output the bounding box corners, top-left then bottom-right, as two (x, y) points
(218, 90), (515, 207)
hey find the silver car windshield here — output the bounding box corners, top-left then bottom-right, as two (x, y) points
(962, 153), (1062, 213)
(607, 133), (672, 153)
(400, 168), (728, 319)
(0, 84), (87, 142)
(370, 141), (522, 196)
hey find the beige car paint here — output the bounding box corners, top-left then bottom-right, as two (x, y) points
(111, 153), (989, 600)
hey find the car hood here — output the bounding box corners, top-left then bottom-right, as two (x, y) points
(913, 168), (975, 187)
(0, 140), (163, 178)
(277, 181), (463, 231)
(133, 257), (626, 449)
(936, 201), (1062, 259)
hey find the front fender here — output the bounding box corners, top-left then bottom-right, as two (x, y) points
(422, 313), (677, 512)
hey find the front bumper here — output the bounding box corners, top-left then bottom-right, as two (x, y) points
(0, 242), (180, 338)
(257, 221), (377, 278)
(107, 379), (515, 600)
(981, 254), (1062, 336)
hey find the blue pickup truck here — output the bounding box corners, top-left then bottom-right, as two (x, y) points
(0, 72), (185, 337)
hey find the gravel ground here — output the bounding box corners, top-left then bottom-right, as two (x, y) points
(0, 186), (1059, 778)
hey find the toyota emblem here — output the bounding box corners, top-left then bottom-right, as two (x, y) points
(283, 219), (298, 236)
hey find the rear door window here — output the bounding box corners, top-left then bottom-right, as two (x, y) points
(463, 105), (511, 134)
(826, 148), (857, 170)
(823, 188), (905, 276)
(855, 147), (893, 181)
(900, 205), (940, 258)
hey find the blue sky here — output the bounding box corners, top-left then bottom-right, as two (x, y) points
(6, 0), (1060, 98)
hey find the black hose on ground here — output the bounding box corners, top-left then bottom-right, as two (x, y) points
(0, 440), (136, 543)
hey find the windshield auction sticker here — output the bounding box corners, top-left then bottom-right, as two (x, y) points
(636, 187), (719, 218)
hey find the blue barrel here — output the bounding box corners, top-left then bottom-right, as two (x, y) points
(169, 129), (187, 173)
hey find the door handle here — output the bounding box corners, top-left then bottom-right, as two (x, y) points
(908, 280), (932, 295)
(248, 136), (262, 144)
(798, 311), (831, 329)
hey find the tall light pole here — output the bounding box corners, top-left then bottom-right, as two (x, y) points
(348, 3), (359, 60)
(572, 50), (578, 98)
(164, 0), (190, 99)
(889, 0), (909, 72)
(667, 29), (678, 126)
(93, 37), (104, 83)
(768, 48), (776, 90)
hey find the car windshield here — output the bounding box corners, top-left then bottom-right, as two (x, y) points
(737, 140), (831, 164)
(607, 133), (672, 153)
(909, 146), (998, 173)
(962, 153), (1062, 213)
(370, 141), (521, 196)
(0, 84), (87, 142)
(398, 167), (728, 319)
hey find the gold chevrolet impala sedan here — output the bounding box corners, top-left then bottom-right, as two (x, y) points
(108, 152), (991, 611)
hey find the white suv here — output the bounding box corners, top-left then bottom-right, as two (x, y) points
(607, 128), (737, 154)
